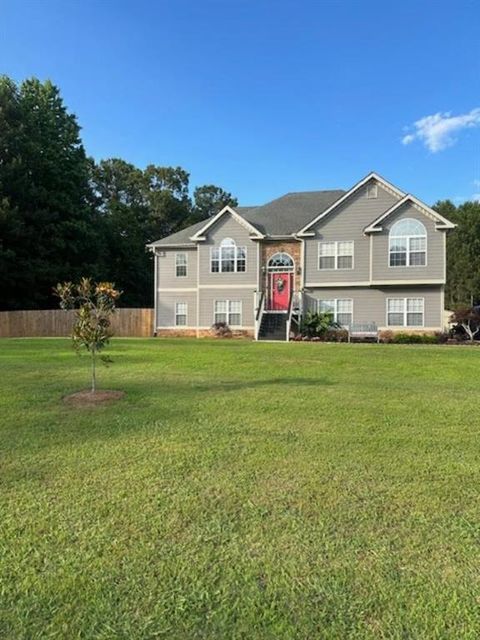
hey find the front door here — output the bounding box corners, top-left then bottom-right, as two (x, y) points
(269, 272), (291, 311)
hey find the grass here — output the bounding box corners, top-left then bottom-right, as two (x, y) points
(1, 338), (480, 639)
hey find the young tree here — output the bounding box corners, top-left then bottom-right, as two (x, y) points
(450, 306), (480, 341)
(55, 278), (121, 392)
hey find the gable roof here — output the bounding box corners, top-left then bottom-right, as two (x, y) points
(364, 194), (457, 232)
(147, 192), (344, 247)
(147, 172), (455, 249)
(190, 205), (265, 241)
(297, 172), (405, 236)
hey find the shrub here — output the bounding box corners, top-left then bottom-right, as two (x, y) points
(323, 328), (348, 342)
(391, 332), (440, 344)
(301, 311), (340, 338)
(210, 322), (232, 338)
(379, 330), (394, 344)
(392, 333), (423, 344)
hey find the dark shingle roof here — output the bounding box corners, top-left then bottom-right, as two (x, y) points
(241, 190), (345, 235)
(148, 190), (345, 246)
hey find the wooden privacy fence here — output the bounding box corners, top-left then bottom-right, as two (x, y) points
(0, 308), (154, 338)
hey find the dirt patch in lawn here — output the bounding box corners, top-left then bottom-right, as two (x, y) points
(63, 390), (125, 407)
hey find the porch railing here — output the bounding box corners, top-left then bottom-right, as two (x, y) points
(287, 290), (303, 340)
(254, 290), (265, 340)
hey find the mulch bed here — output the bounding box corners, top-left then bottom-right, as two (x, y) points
(63, 390), (125, 407)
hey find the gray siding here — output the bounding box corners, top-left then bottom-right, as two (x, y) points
(157, 291), (197, 328)
(304, 285), (444, 328)
(371, 202), (445, 282)
(304, 182), (400, 284)
(198, 213), (259, 286)
(198, 287), (255, 328)
(157, 248), (198, 289)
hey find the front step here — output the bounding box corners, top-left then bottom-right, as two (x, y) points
(258, 313), (288, 341)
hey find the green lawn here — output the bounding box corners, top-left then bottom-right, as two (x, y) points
(1, 338), (479, 639)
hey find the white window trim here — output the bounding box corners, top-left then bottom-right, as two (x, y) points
(318, 241), (354, 271)
(175, 252), (188, 278)
(317, 298), (353, 326)
(386, 297), (425, 327)
(210, 243), (247, 274)
(175, 301), (188, 326)
(213, 300), (243, 327)
(388, 219), (427, 268)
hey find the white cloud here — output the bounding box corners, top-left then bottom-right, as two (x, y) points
(402, 108), (480, 152)
(473, 179), (480, 188)
(472, 193), (480, 201)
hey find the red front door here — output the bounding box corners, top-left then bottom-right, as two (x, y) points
(269, 272), (291, 311)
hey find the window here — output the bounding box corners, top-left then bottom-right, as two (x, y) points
(318, 298), (353, 326)
(389, 218), (426, 267)
(175, 253), (187, 277)
(387, 298), (424, 327)
(214, 300), (242, 326)
(175, 302), (187, 326)
(367, 183), (378, 199)
(318, 241), (354, 270)
(211, 238), (246, 273)
(268, 252), (294, 270)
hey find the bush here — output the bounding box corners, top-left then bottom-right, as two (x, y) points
(391, 332), (440, 344)
(210, 322), (232, 338)
(301, 311), (340, 338)
(379, 330), (394, 344)
(323, 328), (348, 342)
(393, 333), (424, 344)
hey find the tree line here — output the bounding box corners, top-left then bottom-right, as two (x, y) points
(0, 75), (479, 311)
(0, 76), (237, 309)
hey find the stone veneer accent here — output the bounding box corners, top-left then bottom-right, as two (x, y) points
(260, 240), (302, 291)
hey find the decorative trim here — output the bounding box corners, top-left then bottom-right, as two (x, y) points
(305, 281), (371, 288)
(199, 284), (256, 289)
(297, 172), (405, 235)
(371, 279), (444, 285)
(147, 242), (197, 249)
(190, 206), (264, 241)
(364, 195), (456, 233)
(158, 287), (197, 292)
(305, 279), (445, 288)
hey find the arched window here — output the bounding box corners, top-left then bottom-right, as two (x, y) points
(211, 238), (246, 273)
(268, 252), (294, 271)
(389, 218), (426, 267)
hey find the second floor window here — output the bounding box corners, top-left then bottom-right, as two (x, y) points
(211, 238), (246, 273)
(389, 218), (426, 267)
(175, 253), (187, 277)
(318, 241), (354, 270)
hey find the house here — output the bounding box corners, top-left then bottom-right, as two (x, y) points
(147, 172), (455, 341)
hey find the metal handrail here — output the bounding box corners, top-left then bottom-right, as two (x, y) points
(254, 291), (266, 340)
(286, 290), (295, 341)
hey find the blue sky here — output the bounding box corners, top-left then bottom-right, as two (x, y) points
(2, 0), (480, 205)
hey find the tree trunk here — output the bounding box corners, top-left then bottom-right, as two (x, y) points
(91, 349), (96, 393)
